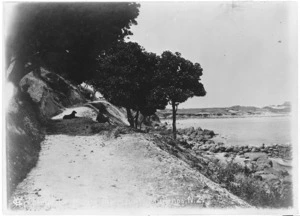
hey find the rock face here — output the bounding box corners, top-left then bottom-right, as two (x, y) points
(89, 101), (129, 126)
(19, 68), (86, 119)
(6, 96), (45, 198)
(7, 68), (87, 199)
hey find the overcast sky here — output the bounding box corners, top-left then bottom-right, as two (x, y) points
(128, 1), (297, 108)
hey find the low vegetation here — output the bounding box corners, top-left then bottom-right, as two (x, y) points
(155, 129), (293, 208)
(214, 159), (293, 208)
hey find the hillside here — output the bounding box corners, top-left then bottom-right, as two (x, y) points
(157, 103), (291, 119)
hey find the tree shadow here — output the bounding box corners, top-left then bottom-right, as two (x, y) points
(45, 117), (141, 137)
(45, 117), (115, 136)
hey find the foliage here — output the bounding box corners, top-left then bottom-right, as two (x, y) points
(6, 2), (140, 84)
(91, 42), (168, 128)
(90, 47), (206, 130)
(156, 51), (206, 138)
(214, 160), (293, 208)
(156, 51), (206, 104)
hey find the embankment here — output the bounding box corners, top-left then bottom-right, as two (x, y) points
(9, 110), (250, 211)
(152, 125), (293, 208)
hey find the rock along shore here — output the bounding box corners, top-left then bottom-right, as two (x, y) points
(154, 125), (292, 204)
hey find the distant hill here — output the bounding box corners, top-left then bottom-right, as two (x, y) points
(263, 102), (291, 113)
(157, 102), (291, 119)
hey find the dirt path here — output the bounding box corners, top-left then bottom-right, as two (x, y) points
(10, 108), (250, 212)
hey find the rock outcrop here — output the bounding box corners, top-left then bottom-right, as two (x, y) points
(87, 101), (129, 126)
(7, 68), (87, 199)
(19, 68), (86, 119)
(6, 96), (45, 198)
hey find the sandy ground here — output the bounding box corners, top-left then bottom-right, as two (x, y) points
(9, 107), (250, 213)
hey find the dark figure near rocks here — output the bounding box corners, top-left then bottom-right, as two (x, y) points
(63, 111), (77, 119)
(96, 113), (110, 124)
(96, 105), (111, 124)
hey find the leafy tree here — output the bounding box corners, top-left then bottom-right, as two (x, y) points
(6, 2), (140, 84)
(91, 42), (167, 128)
(156, 51), (206, 139)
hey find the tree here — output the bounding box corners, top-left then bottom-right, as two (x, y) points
(156, 51), (206, 139)
(6, 2), (140, 84)
(91, 42), (168, 128)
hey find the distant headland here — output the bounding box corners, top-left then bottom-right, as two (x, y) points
(157, 102), (291, 119)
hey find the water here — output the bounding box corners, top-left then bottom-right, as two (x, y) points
(163, 116), (292, 146)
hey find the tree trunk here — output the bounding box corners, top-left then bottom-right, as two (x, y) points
(126, 108), (134, 127)
(139, 115), (145, 130)
(92, 90), (97, 101)
(172, 101), (177, 139)
(134, 110), (139, 129)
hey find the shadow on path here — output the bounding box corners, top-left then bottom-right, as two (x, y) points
(45, 118), (140, 137)
(45, 118), (115, 136)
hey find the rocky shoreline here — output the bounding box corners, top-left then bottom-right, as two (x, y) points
(176, 127), (292, 159)
(154, 125), (293, 207)
(161, 113), (290, 120)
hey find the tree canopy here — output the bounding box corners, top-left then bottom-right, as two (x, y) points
(91, 46), (205, 131)
(6, 2), (140, 84)
(6, 3), (207, 133)
(90, 42), (168, 128)
(156, 51), (206, 138)
(156, 51), (206, 104)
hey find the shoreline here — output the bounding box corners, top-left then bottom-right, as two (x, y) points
(153, 125), (293, 208)
(160, 114), (291, 147)
(160, 113), (290, 121)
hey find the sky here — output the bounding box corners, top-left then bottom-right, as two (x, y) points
(127, 1), (297, 108)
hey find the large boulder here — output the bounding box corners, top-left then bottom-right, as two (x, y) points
(89, 101), (129, 126)
(256, 157), (273, 170)
(225, 146), (234, 152)
(203, 129), (215, 137)
(19, 68), (86, 119)
(185, 127), (195, 135)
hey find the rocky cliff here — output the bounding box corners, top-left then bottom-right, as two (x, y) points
(6, 96), (44, 198)
(19, 68), (86, 120)
(6, 67), (87, 198)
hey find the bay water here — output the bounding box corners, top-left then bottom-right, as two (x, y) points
(163, 116), (292, 146)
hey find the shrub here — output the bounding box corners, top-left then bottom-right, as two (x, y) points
(214, 159), (293, 208)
